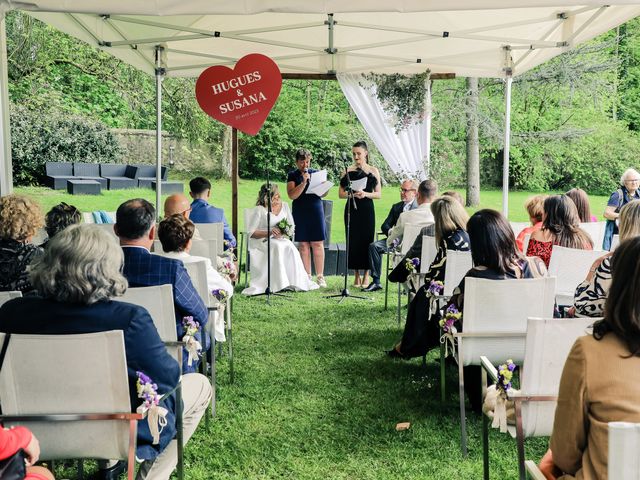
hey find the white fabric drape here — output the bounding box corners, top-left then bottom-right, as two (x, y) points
(337, 73), (429, 181)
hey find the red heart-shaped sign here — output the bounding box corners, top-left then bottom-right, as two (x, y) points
(195, 54), (282, 136)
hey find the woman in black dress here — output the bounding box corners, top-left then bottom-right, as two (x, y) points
(287, 149), (327, 287)
(339, 141), (381, 288)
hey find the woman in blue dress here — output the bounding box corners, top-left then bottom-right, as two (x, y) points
(287, 149), (327, 288)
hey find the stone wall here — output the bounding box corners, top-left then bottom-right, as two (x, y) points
(111, 128), (225, 177)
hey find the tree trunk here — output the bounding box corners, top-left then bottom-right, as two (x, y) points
(465, 77), (480, 207)
(221, 125), (233, 179)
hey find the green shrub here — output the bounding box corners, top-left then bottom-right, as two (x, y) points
(10, 104), (122, 185)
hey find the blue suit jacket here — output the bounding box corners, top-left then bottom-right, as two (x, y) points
(189, 199), (236, 248)
(0, 297), (180, 461)
(121, 246), (209, 372)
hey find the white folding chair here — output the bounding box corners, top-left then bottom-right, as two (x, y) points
(548, 245), (605, 306)
(194, 223), (224, 255)
(522, 233), (531, 255)
(153, 239), (219, 269)
(119, 285), (186, 478)
(420, 235), (437, 274)
(480, 317), (595, 480)
(609, 422), (640, 479)
(509, 222), (530, 238)
(611, 234), (620, 251)
(579, 221), (606, 251)
(453, 277), (556, 456)
(240, 209), (253, 288)
(32, 227), (48, 246)
(443, 250), (473, 296)
(401, 223), (424, 255)
(0, 331), (142, 480)
(0, 290), (21, 307)
(95, 223), (118, 240)
(183, 260), (225, 418)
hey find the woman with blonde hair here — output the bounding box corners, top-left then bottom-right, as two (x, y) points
(573, 200), (640, 317)
(0, 194), (44, 292)
(242, 183), (318, 295)
(387, 195), (470, 358)
(516, 194), (546, 252)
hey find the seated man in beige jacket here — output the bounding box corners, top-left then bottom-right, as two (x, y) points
(386, 179), (438, 249)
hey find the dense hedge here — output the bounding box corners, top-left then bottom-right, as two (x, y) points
(10, 104), (122, 185)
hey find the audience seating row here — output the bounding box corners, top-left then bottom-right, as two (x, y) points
(45, 162), (182, 192)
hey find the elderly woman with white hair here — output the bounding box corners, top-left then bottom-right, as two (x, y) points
(0, 224), (212, 480)
(603, 168), (640, 250)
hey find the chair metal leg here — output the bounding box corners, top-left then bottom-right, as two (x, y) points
(211, 337), (217, 418)
(228, 299), (234, 384)
(396, 282), (402, 326)
(244, 243), (250, 288)
(515, 399), (526, 480)
(238, 232), (244, 283)
(483, 411), (490, 480)
(458, 343), (468, 457)
(127, 418), (137, 480)
(440, 341), (446, 402)
(384, 253), (390, 310)
(176, 382), (184, 480)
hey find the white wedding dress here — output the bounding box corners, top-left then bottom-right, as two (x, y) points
(242, 203), (319, 296)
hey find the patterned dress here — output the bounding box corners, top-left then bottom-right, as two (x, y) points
(526, 238), (553, 268)
(574, 256), (611, 318)
(0, 239), (43, 293)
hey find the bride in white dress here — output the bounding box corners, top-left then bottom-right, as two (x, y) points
(242, 184), (318, 296)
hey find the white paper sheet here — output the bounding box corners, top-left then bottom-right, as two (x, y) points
(350, 177), (368, 192)
(306, 170), (333, 196)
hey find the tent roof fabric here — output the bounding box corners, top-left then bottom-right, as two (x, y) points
(11, 1), (639, 78)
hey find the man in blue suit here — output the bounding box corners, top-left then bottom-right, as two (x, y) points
(115, 198), (209, 374)
(188, 176), (236, 249)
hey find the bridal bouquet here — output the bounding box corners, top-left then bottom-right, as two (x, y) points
(181, 316), (202, 367)
(136, 371), (168, 444)
(276, 218), (295, 239)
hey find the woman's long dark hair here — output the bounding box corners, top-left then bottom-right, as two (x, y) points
(594, 237), (640, 356)
(565, 188), (592, 223)
(467, 209), (523, 275)
(542, 195), (593, 249)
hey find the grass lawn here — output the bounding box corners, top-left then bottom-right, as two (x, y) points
(16, 179), (611, 244)
(17, 181), (595, 479)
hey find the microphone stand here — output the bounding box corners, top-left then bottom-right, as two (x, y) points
(327, 156), (368, 303)
(252, 166), (290, 305)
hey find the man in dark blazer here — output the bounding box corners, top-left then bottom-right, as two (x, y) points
(115, 198), (209, 374)
(364, 179), (418, 292)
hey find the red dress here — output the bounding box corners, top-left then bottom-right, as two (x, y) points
(0, 426), (50, 480)
(526, 238), (553, 268)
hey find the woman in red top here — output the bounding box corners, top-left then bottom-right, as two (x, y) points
(516, 194), (546, 252)
(526, 194), (593, 267)
(0, 426), (54, 479)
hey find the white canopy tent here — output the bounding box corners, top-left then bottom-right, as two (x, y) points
(1, 1), (639, 218)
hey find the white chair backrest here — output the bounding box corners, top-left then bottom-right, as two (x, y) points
(443, 250), (473, 296)
(32, 228), (48, 246)
(195, 223), (224, 254)
(119, 285), (177, 342)
(420, 235), (437, 274)
(0, 291), (21, 307)
(609, 422), (640, 479)
(611, 234), (620, 251)
(460, 277), (556, 366)
(579, 221), (606, 251)
(509, 222), (529, 237)
(548, 246), (605, 306)
(183, 260), (211, 308)
(401, 223), (424, 255)
(95, 223), (118, 239)
(0, 331), (131, 460)
(522, 233), (532, 254)
(153, 240), (218, 266)
(520, 317), (595, 437)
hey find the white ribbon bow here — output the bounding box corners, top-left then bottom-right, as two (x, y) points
(439, 328), (457, 358)
(492, 392), (508, 433)
(147, 405), (169, 444)
(183, 335), (202, 367)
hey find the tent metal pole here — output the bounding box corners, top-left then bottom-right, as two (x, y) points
(232, 128), (238, 240)
(155, 46), (165, 219)
(0, 11), (13, 196)
(502, 74), (513, 218)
